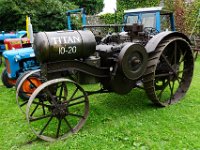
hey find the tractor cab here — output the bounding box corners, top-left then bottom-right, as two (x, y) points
(123, 7), (176, 33)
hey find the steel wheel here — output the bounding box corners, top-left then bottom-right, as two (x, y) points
(143, 37), (194, 106)
(16, 69), (42, 113)
(1, 68), (16, 88)
(26, 78), (89, 141)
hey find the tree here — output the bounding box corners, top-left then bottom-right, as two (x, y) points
(117, 0), (160, 11)
(0, 0), (76, 31)
(69, 0), (104, 15)
(185, 0), (200, 35)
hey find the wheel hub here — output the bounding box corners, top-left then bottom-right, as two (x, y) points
(52, 104), (68, 119)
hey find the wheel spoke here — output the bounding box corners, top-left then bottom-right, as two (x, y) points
(161, 54), (177, 74)
(168, 80), (175, 104)
(68, 95), (85, 103)
(32, 101), (52, 108)
(58, 82), (64, 101)
(67, 100), (86, 107)
(39, 116), (53, 135)
(46, 88), (57, 105)
(63, 82), (68, 98)
(64, 117), (74, 133)
(29, 114), (52, 122)
(56, 119), (62, 138)
(41, 101), (46, 115)
(179, 50), (187, 64)
(68, 113), (84, 118)
(27, 78), (38, 88)
(69, 87), (79, 101)
(20, 100), (28, 107)
(157, 80), (169, 100)
(30, 104), (39, 117)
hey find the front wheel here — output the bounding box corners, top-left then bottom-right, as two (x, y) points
(26, 78), (89, 141)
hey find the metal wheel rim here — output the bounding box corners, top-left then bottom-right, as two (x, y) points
(144, 37), (194, 106)
(26, 78), (89, 141)
(16, 69), (41, 114)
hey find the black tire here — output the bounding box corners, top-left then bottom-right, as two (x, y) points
(1, 68), (16, 88)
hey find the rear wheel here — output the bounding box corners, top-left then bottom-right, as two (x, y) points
(143, 37), (194, 106)
(1, 68), (16, 88)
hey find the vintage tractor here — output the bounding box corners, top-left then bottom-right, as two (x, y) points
(2, 47), (40, 88)
(16, 25), (194, 141)
(1, 36), (38, 88)
(14, 7), (194, 141)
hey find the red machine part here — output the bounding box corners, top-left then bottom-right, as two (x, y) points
(4, 38), (31, 50)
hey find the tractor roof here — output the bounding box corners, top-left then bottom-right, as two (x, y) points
(124, 7), (172, 14)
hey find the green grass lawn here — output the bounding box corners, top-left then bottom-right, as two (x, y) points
(0, 57), (200, 150)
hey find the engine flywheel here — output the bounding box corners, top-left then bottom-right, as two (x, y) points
(118, 43), (148, 80)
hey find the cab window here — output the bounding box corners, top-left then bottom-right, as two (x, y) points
(142, 13), (156, 28)
(126, 15), (138, 24)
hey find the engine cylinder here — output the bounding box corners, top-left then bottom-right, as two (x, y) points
(33, 30), (96, 63)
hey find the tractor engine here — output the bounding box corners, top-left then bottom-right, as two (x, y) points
(34, 29), (148, 94)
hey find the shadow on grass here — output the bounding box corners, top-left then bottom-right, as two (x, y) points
(83, 88), (162, 130)
(18, 137), (43, 148)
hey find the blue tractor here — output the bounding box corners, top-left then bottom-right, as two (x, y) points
(123, 6), (176, 32)
(0, 30), (27, 65)
(1, 47), (40, 89)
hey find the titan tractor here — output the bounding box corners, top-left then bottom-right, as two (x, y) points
(15, 6), (194, 141)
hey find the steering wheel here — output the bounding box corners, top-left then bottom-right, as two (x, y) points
(143, 27), (159, 36)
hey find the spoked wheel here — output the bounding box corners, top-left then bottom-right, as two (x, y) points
(143, 37), (194, 107)
(26, 78), (89, 141)
(1, 68), (16, 88)
(16, 69), (43, 113)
